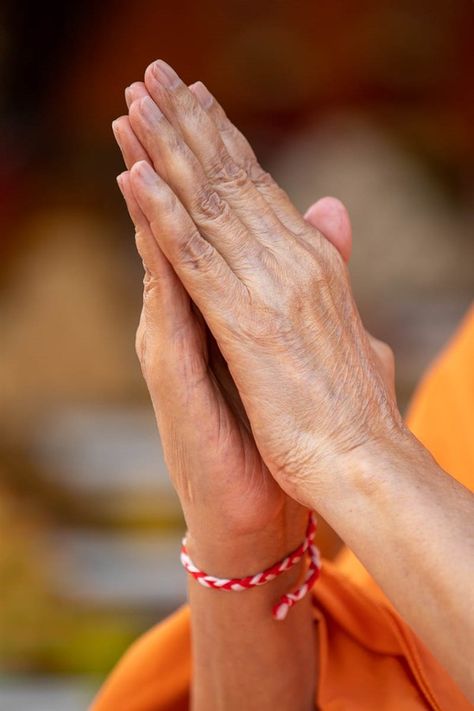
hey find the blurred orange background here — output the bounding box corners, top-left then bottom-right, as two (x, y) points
(1, 1), (473, 707)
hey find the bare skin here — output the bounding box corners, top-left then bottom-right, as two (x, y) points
(113, 60), (474, 704)
(114, 121), (355, 710)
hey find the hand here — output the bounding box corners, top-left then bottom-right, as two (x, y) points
(113, 136), (332, 569)
(116, 60), (403, 510)
(113, 93), (305, 568)
(113, 69), (396, 564)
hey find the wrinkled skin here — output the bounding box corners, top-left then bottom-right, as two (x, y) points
(112, 61), (398, 543)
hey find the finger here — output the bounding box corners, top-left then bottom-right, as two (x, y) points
(128, 160), (246, 328)
(116, 101), (243, 398)
(119, 170), (211, 399)
(206, 329), (251, 433)
(126, 75), (302, 243)
(117, 169), (156, 254)
(123, 82), (191, 205)
(128, 95), (274, 279)
(113, 115), (151, 170)
(143, 61), (291, 249)
(189, 80), (307, 236)
(124, 82), (271, 270)
(117, 171), (194, 335)
(124, 81), (148, 110)
(123, 82), (187, 204)
(303, 197), (352, 263)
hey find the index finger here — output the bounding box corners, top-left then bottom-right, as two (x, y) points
(112, 114), (150, 170)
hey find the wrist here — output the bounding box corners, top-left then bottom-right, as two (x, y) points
(185, 503), (309, 579)
(346, 425), (429, 493)
(313, 424), (432, 524)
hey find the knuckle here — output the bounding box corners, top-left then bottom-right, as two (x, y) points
(251, 166), (275, 190)
(224, 164), (250, 189)
(210, 104), (235, 136)
(187, 94), (205, 124)
(142, 274), (161, 303)
(193, 186), (228, 222)
(167, 130), (188, 157)
(217, 114), (234, 135)
(208, 151), (249, 189)
(176, 229), (216, 271)
(291, 240), (328, 285)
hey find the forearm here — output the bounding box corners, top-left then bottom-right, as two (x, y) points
(315, 429), (474, 699)
(186, 508), (317, 711)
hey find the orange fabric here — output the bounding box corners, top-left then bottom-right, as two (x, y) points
(92, 307), (474, 710)
(406, 306), (474, 492)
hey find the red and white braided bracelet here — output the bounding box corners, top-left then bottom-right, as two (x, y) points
(180, 511), (321, 621)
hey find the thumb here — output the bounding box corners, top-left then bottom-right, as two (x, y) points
(304, 196), (352, 263)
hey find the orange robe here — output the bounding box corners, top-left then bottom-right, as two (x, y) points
(92, 307), (474, 710)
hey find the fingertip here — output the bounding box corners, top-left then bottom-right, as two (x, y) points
(154, 59), (181, 88)
(127, 97), (140, 124)
(130, 159), (157, 186)
(130, 159), (146, 177)
(117, 170), (151, 235)
(125, 81), (147, 108)
(304, 196), (352, 263)
(116, 171), (128, 193)
(144, 60), (158, 86)
(112, 115), (128, 142)
(303, 196), (349, 226)
(189, 80), (213, 109)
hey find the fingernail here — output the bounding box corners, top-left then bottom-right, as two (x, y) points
(133, 160), (157, 185)
(125, 86), (133, 107)
(191, 81), (213, 109)
(152, 59), (180, 89)
(139, 95), (163, 123)
(116, 172), (126, 194)
(112, 120), (122, 146)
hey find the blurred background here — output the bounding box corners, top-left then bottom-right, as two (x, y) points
(0, 0), (473, 708)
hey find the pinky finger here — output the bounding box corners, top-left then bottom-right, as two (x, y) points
(118, 171), (198, 342)
(117, 170), (149, 230)
(117, 170), (171, 279)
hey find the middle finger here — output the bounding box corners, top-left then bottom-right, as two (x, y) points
(128, 95), (271, 279)
(142, 60), (292, 251)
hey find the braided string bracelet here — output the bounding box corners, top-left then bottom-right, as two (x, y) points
(180, 511), (321, 621)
